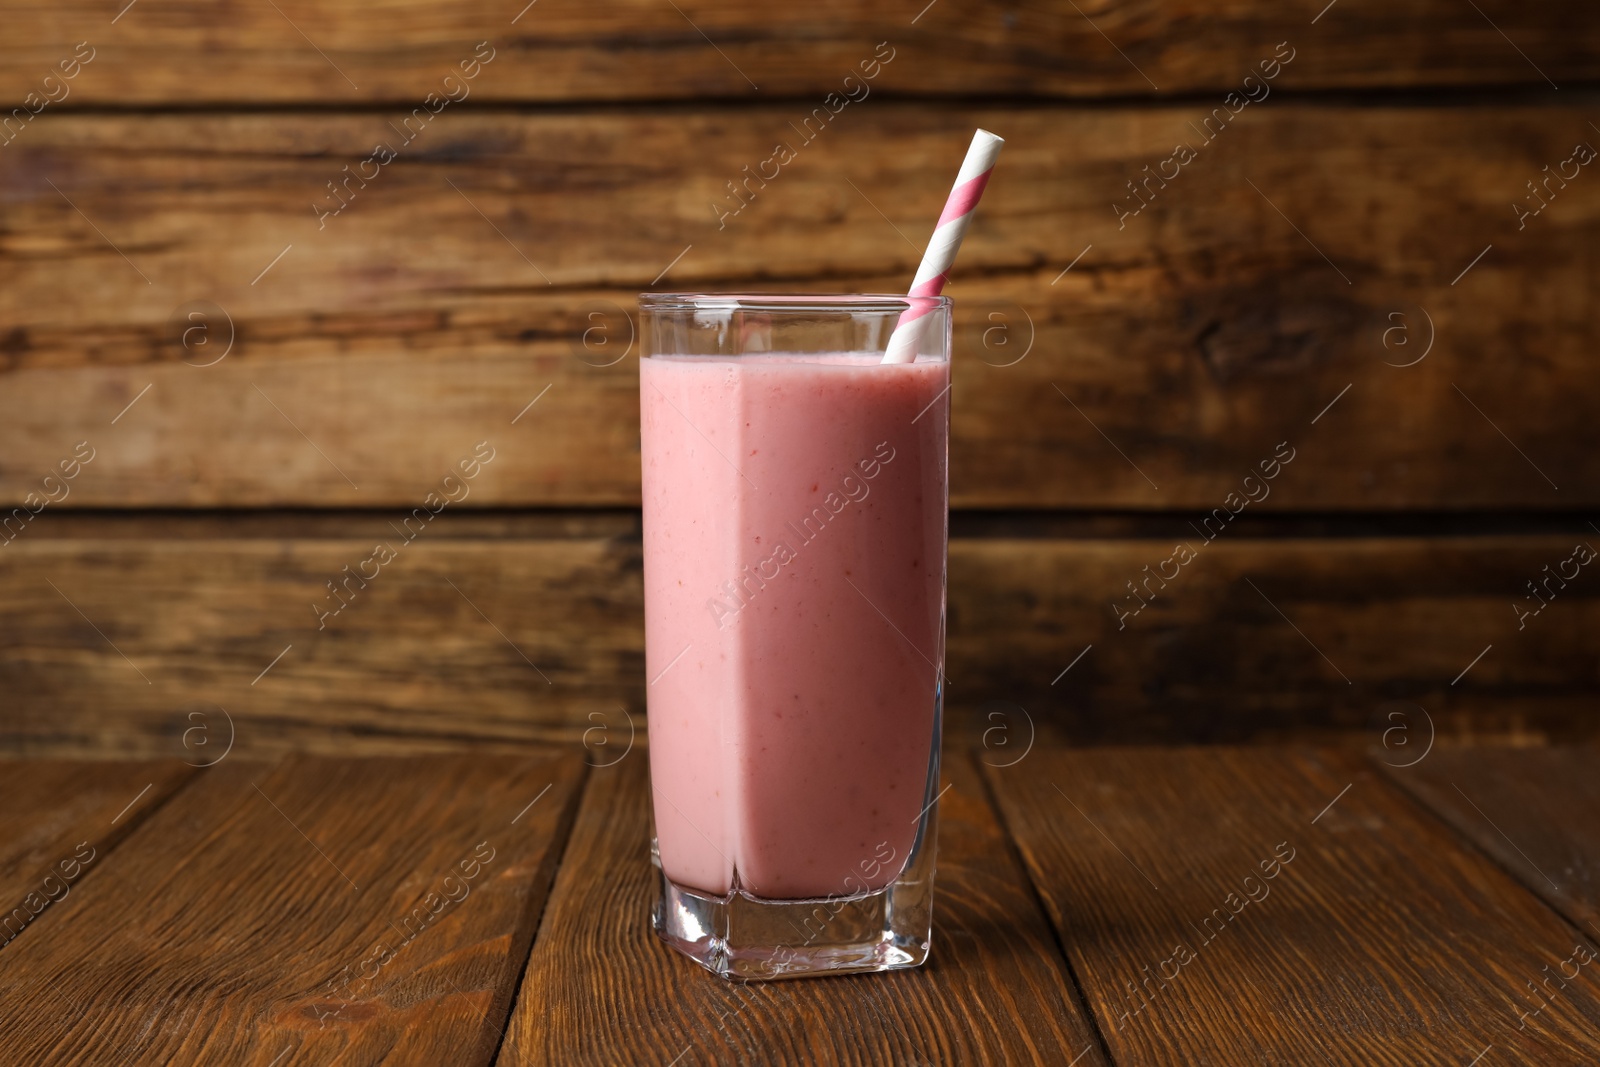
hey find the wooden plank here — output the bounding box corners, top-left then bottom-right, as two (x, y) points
(2, 532), (1596, 758)
(985, 747), (1600, 1064)
(0, 537), (643, 755)
(0, 760), (191, 948)
(948, 533), (1600, 746)
(497, 750), (1106, 1065)
(0, 0), (1594, 105)
(1, 105), (1596, 508)
(1385, 748), (1600, 932)
(0, 752), (585, 1064)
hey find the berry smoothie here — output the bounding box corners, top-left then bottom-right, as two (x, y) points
(641, 353), (949, 901)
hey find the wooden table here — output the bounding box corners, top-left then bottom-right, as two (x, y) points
(3, 745), (1598, 1065)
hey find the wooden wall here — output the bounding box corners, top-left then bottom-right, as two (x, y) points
(1, 0), (1596, 756)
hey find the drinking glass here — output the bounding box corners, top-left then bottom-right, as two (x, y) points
(638, 293), (951, 979)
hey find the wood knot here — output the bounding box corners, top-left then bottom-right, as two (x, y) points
(1187, 269), (1363, 384)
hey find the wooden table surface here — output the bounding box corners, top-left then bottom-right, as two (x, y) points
(3, 745), (1598, 1066)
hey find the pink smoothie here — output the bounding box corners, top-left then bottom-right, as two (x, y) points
(641, 353), (949, 901)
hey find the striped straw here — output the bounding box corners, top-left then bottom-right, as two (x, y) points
(881, 128), (1005, 364)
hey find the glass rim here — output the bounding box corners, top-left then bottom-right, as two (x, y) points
(637, 292), (952, 314)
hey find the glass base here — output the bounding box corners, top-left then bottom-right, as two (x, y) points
(651, 824), (937, 981)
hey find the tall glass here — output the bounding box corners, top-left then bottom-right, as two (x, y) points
(638, 293), (951, 980)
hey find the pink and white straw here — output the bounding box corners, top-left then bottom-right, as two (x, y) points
(881, 128), (1005, 364)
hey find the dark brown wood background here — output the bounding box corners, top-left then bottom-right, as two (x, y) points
(1, 0), (1595, 757)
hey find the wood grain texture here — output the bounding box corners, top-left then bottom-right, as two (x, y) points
(0, 752), (585, 1065)
(1, 105), (1595, 508)
(1386, 747), (1600, 929)
(0, 0), (1594, 105)
(0, 537), (643, 756)
(950, 534), (1600, 746)
(3, 531), (1596, 758)
(497, 751), (1106, 1066)
(0, 760), (191, 946)
(985, 747), (1600, 1065)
